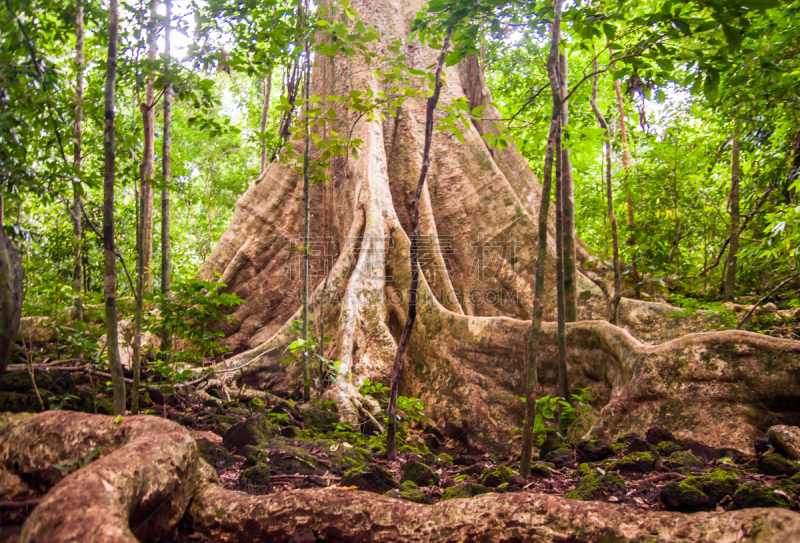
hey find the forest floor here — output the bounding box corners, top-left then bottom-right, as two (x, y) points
(2, 371), (800, 542)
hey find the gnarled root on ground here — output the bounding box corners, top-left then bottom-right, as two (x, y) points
(2, 411), (799, 543)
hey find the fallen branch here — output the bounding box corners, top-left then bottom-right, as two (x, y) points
(181, 347), (276, 388)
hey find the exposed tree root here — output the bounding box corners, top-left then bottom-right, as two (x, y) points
(2, 411), (799, 543)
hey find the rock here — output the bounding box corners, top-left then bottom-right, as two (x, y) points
(400, 460), (439, 487)
(759, 453), (800, 476)
(565, 471), (625, 501)
(655, 441), (683, 457)
(543, 447), (575, 468)
(441, 482), (491, 501)
(663, 451), (705, 470)
(423, 425), (445, 441)
(539, 438), (569, 460)
(300, 407), (340, 433)
(196, 440), (233, 467)
(480, 466), (513, 487)
(240, 462), (270, 491)
(646, 427), (676, 445)
(222, 414), (274, 453)
(575, 439), (613, 462)
(423, 434), (441, 451)
(755, 437), (772, 455)
(421, 452), (437, 465)
(684, 440), (719, 462)
(660, 469), (739, 511)
(243, 445), (268, 465)
(715, 447), (747, 464)
(733, 484), (790, 509)
(453, 454), (479, 466)
(768, 425), (800, 460)
(612, 451), (661, 474)
(383, 480), (432, 504)
(530, 463), (552, 478)
(280, 425), (301, 438)
(341, 464), (397, 493)
(616, 434), (652, 454)
(764, 302), (778, 313)
(435, 453), (454, 466)
(458, 465), (484, 477)
(508, 475), (526, 486)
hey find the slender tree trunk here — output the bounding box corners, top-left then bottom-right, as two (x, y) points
(72, 0), (84, 321)
(590, 61), (621, 322)
(104, 0), (126, 416)
(260, 69), (273, 175)
(301, 28), (311, 402)
(613, 78), (639, 297)
(161, 0), (173, 357)
(520, 5), (561, 476)
(0, 193), (22, 375)
(139, 2), (158, 292)
(558, 43), (576, 323)
(724, 121), (741, 302)
(387, 29), (451, 460)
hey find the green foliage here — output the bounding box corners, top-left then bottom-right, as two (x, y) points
(52, 447), (100, 474)
(515, 387), (596, 444)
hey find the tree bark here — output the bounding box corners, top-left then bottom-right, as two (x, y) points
(724, 120), (741, 302)
(520, 9), (561, 477)
(72, 0), (84, 321)
(613, 78), (639, 297)
(590, 61), (621, 323)
(559, 42), (577, 323)
(139, 2), (158, 293)
(103, 0), (126, 416)
(260, 69), (273, 175)
(386, 29), (451, 460)
(301, 27), (311, 402)
(161, 0), (173, 356)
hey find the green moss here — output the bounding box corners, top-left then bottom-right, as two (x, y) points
(480, 466), (513, 487)
(664, 451), (705, 470)
(383, 480), (433, 504)
(240, 462), (270, 491)
(660, 469), (739, 510)
(441, 483), (490, 501)
(401, 460), (439, 487)
(733, 485), (790, 509)
(612, 451), (661, 473)
(197, 441), (233, 466)
(341, 463), (397, 493)
(758, 454), (800, 477)
(565, 471), (625, 501)
(454, 474), (469, 482)
(655, 441), (683, 457)
(399, 439), (430, 455)
(301, 408), (340, 433)
(243, 444), (268, 464)
(530, 463), (552, 478)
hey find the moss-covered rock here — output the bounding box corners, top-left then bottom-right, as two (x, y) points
(196, 440), (233, 467)
(368, 428), (406, 456)
(733, 484), (790, 509)
(480, 466), (513, 487)
(240, 462), (270, 491)
(280, 425), (301, 438)
(758, 453), (800, 477)
(565, 471), (625, 501)
(441, 483), (491, 501)
(222, 414), (275, 453)
(436, 453), (454, 466)
(301, 407), (340, 433)
(341, 463), (397, 493)
(655, 441), (683, 457)
(660, 469), (739, 511)
(539, 438), (569, 460)
(543, 447), (575, 468)
(383, 480), (433, 504)
(663, 450), (705, 470)
(530, 463), (553, 478)
(612, 451), (661, 474)
(243, 444), (268, 465)
(400, 460), (439, 487)
(616, 434), (653, 454)
(575, 439), (613, 462)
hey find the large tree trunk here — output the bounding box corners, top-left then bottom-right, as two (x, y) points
(197, 0), (800, 454)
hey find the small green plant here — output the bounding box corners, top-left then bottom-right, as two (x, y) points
(282, 319), (345, 395)
(49, 393), (82, 411)
(52, 447), (100, 474)
(269, 412), (290, 425)
(358, 379), (389, 397)
(513, 387), (597, 445)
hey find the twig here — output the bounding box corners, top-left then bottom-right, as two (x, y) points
(7, 364), (135, 384)
(738, 271), (800, 329)
(640, 472), (683, 485)
(24, 336), (45, 411)
(180, 348), (276, 388)
(0, 498), (41, 509)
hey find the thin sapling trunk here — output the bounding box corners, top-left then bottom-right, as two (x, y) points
(72, 0), (84, 321)
(386, 29), (451, 460)
(161, 0), (173, 357)
(724, 119), (741, 302)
